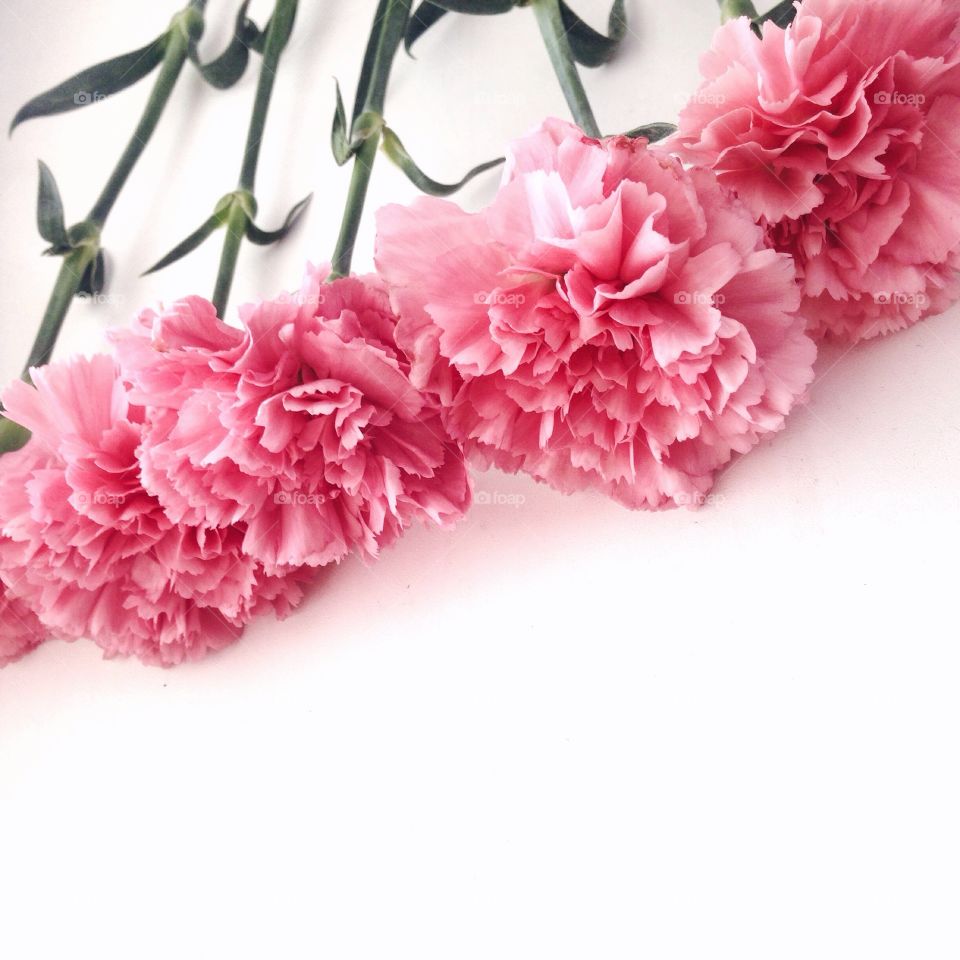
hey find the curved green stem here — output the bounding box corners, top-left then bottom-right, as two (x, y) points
(328, 0), (412, 279)
(531, 0), (601, 138)
(211, 0), (298, 315)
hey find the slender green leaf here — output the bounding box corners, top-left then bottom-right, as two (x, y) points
(190, 0), (256, 88)
(405, 1), (448, 53)
(246, 194), (312, 245)
(331, 80), (352, 165)
(559, 0), (625, 67)
(754, 0), (798, 29)
(10, 35), (167, 132)
(142, 210), (225, 275)
(623, 122), (676, 143)
(382, 126), (503, 197)
(36, 161), (68, 247)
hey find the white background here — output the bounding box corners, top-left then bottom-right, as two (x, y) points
(2, 1), (959, 957)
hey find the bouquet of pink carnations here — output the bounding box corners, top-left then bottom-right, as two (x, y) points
(2, 0), (958, 666)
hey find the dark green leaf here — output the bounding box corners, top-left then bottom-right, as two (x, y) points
(10, 34), (167, 132)
(754, 0), (798, 29)
(190, 0), (255, 88)
(559, 0), (626, 67)
(246, 194), (312, 245)
(382, 126), (503, 197)
(427, 0), (514, 12)
(405, 1), (448, 54)
(331, 80), (352, 165)
(78, 250), (106, 297)
(142, 210), (225, 275)
(36, 161), (68, 248)
(0, 416), (31, 455)
(622, 122), (676, 143)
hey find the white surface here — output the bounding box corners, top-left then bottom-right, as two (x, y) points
(2, 1), (960, 958)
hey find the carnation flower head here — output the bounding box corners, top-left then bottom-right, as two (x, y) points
(671, 0), (960, 341)
(0, 356), (308, 666)
(376, 118), (816, 509)
(112, 267), (471, 571)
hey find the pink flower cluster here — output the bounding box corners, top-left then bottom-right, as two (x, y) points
(376, 119), (816, 508)
(671, 0), (960, 341)
(0, 272), (470, 665)
(4, 0), (960, 666)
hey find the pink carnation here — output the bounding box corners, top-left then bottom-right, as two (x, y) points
(0, 356), (308, 666)
(671, 0), (960, 341)
(112, 268), (470, 570)
(0, 578), (46, 667)
(376, 119), (816, 509)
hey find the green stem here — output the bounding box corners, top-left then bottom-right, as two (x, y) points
(329, 135), (378, 279)
(88, 3), (204, 225)
(15, 1), (202, 382)
(328, 0), (412, 279)
(211, 0), (298, 315)
(717, 0), (759, 20)
(239, 0), (297, 192)
(26, 246), (98, 372)
(211, 202), (247, 317)
(531, 0), (601, 138)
